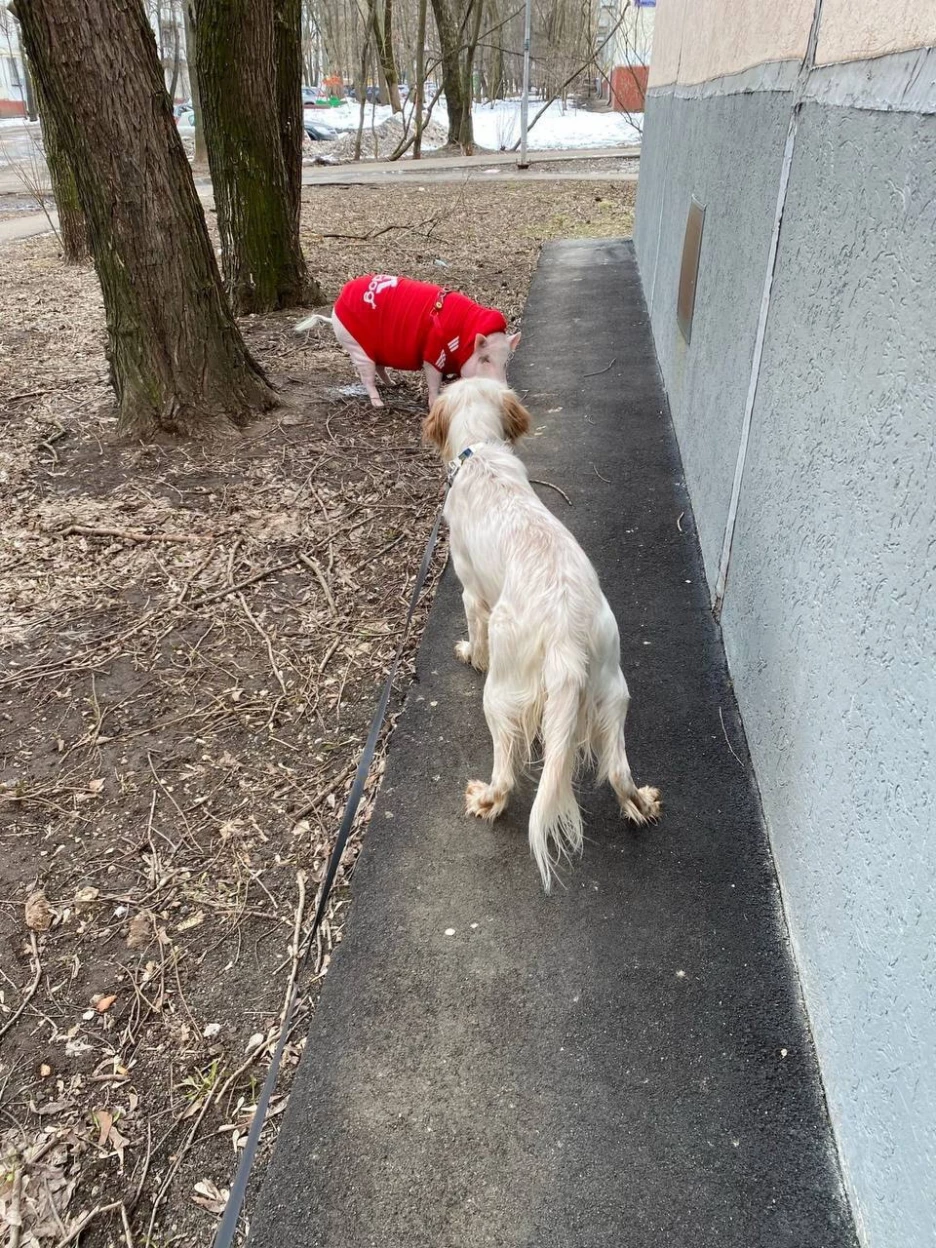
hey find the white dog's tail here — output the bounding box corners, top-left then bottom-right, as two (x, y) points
(529, 644), (586, 892)
(295, 311), (333, 334)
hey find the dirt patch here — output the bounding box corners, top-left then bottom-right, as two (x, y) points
(0, 178), (636, 1248)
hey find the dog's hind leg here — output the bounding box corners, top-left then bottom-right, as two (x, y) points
(592, 668), (661, 824)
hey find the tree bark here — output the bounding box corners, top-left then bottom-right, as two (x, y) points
(181, 1), (207, 163)
(28, 57), (88, 262)
(15, 0), (275, 439)
(429, 0), (475, 151)
(273, 0), (304, 232)
(194, 0), (319, 314)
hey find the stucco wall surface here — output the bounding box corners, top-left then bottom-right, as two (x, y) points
(633, 89), (792, 586)
(648, 0), (813, 87)
(635, 62), (936, 1248)
(817, 0), (936, 65)
(720, 101), (936, 1248)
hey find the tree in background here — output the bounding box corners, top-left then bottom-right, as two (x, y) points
(429, 0), (480, 151)
(181, 0), (207, 163)
(194, 0), (319, 313)
(372, 0), (402, 112)
(274, 0), (306, 229)
(16, 0), (276, 439)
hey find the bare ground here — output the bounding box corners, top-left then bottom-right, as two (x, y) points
(0, 178), (636, 1248)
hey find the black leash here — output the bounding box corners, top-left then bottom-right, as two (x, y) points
(213, 491), (450, 1248)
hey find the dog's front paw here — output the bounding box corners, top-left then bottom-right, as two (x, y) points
(621, 785), (662, 825)
(465, 780), (507, 821)
(370, 397), (385, 408)
(454, 639), (473, 665)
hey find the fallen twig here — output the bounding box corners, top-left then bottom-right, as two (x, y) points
(583, 357), (617, 378)
(52, 1202), (122, 1248)
(530, 478), (572, 506)
(297, 551), (338, 618)
(719, 706), (745, 770)
(190, 558), (301, 607)
(0, 932), (42, 1043)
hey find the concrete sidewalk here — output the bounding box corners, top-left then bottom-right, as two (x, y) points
(0, 147), (638, 244)
(247, 240), (857, 1248)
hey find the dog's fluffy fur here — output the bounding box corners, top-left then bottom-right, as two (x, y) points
(424, 377), (660, 890)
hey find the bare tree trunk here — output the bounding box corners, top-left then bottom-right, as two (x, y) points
(167, 1), (181, 101)
(15, 0), (275, 439)
(194, 0), (319, 313)
(372, 0), (401, 112)
(429, 0), (475, 151)
(27, 55), (88, 262)
(182, 1), (207, 162)
(273, 0), (305, 232)
(412, 0), (426, 158)
(21, 46), (37, 119)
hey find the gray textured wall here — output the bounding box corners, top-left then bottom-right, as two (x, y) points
(635, 81), (936, 1248)
(634, 89), (793, 585)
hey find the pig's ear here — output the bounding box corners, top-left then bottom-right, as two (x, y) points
(500, 390), (532, 443)
(508, 331), (521, 352)
(474, 333), (488, 353)
(423, 392), (451, 452)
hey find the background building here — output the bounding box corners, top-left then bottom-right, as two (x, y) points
(596, 0), (655, 113)
(634, 3), (936, 1245)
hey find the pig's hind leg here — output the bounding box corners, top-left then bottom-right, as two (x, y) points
(333, 313), (384, 408)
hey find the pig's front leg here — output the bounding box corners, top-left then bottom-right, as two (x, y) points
(423, 361), (443, 408)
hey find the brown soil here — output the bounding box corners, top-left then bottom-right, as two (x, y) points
(0, 177), (636, 1248)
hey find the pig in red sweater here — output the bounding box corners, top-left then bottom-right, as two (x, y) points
(334, 275), (508, 376)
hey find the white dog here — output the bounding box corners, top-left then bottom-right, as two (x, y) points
(424, 377), (661, 890)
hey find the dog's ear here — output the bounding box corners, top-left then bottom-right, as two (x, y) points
(423, 392), (451, 452)
(474, 332), (488, 353)
(508, 331), (521, 352)
(500, 390), (532, 443)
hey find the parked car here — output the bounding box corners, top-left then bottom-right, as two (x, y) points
(304, 118), (338, 142)
(175, 108), (195, 131)
(173, 100), (192, 118)
(346, 85), (383, 104)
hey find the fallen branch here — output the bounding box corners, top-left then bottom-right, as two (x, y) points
(583, 357), (616, 377)
(319, 216), (441, 242)
(59, 525), (202, 545)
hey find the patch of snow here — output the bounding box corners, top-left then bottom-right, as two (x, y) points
(471, 98), (641, 151)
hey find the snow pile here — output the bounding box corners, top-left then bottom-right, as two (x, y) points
(312, 113), (448, 162)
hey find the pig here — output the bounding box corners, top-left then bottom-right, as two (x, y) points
(295, 274), (520, 408)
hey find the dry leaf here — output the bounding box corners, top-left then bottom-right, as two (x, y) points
(126, 911), (155, 950)
(95, 1108), (113, 1148)
(192, 1179), (229, 1215)
(95, 995), (117, 1013)
(177, 910), (205, 932)
(88, 778), (105, 794)
(25, 890), (53, 931)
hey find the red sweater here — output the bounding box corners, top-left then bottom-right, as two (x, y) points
(333, 275), (507, 375)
